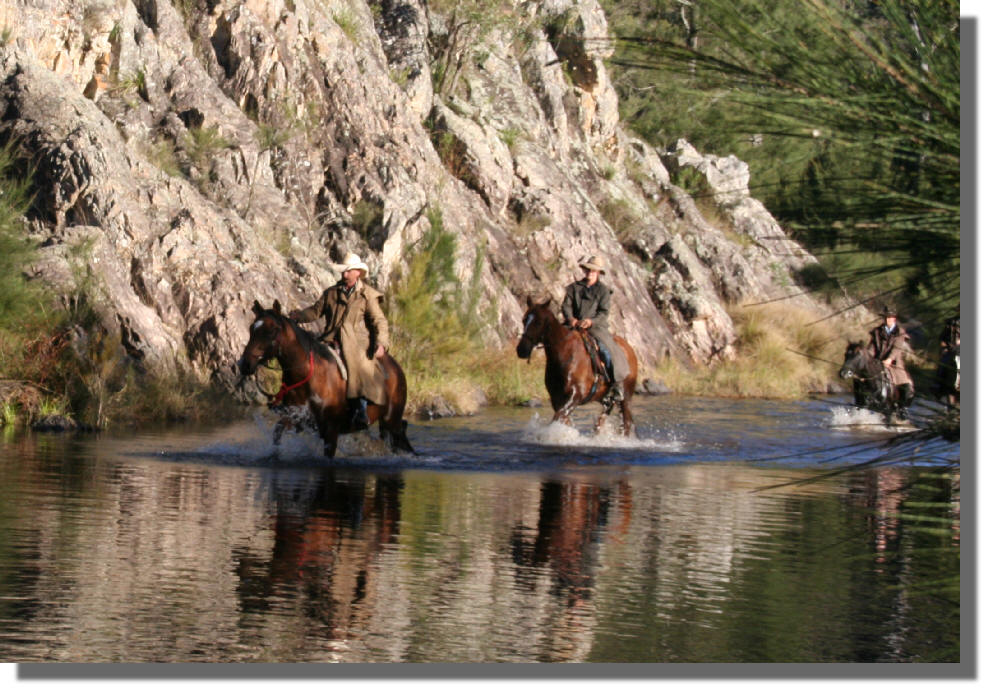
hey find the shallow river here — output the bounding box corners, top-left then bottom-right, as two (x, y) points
(0, 396), (959, 663)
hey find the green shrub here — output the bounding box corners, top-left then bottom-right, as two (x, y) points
(498, 126), (523, 152)
(183, 124), (234, 172)
(351, 199), (384, 243)
(332, 10), (360, 43)
(146, 137), (182, 177)
(0, 144), (42, 330)
(386, 208), (541, 410)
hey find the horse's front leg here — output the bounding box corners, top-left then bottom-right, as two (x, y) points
(272, 417), (287, 446)
(552, 388), (579, 427)
(320, 422), (339, 459)
(595, 399), (615, 434)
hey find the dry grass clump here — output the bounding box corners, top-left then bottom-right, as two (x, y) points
(402, 345), (544, 415)
(648, 302), (847, 399)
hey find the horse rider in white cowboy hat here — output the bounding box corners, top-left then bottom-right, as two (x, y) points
(561, 255), (630, 404)
(289, 253), (390, 429)
(868, 304), (914, 419)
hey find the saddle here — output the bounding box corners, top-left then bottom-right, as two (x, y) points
(578, 330), (610, 381)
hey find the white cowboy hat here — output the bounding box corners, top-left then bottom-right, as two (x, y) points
(579, 255), (606, 273)
(341, 252), (369, 278)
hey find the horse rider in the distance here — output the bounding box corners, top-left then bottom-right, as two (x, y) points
(289, 253), (389, 430)
(869, 305), (914, 419)
(936, 305), (960, 404)
(561, 255), (630, 405)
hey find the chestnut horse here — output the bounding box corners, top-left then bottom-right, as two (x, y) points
(516, 297), (637, 435)
(238, 300), (414, 458)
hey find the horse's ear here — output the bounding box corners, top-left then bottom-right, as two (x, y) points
(252, 300), (263, 316)
(526, 295), (534, 309)
(272, 300), (282, 315)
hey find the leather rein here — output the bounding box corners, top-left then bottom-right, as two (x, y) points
(266, 350), (315, 407)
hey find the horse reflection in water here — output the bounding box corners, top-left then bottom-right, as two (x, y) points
(237, 471), (404, 640)
(516, 297), (638, 435)
(238, 300), (414, 458)
(510, 477), (633, 660)
(237, 469), (631, 661)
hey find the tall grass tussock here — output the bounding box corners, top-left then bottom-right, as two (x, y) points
(648, 302), (846, 399)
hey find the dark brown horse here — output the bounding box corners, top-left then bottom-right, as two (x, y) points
(516, 297), (638, 435)
(238, 300), (414, 458)
(838, 341), (903, 421)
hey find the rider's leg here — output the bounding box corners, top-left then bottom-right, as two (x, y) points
(592, 328), (627, 403)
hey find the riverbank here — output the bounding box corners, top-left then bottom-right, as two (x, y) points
(0, 301), (869, 432)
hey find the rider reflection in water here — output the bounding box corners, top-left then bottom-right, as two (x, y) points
(289, 253), (390, 430)
(868, 305), (914, 419)
(561, 255), (630, 404)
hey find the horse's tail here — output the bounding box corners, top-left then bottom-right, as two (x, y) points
(378, 352), (414, 453)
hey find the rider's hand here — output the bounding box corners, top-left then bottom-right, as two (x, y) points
(579, 319), (592, 329)
(568, 318), (578, 328)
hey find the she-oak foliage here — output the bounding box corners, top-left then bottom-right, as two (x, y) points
(601, 0), (959, 327)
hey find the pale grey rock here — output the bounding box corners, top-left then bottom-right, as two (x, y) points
(0, 0), (852, 399)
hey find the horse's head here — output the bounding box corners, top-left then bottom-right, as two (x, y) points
(516, 296), (553, 359)
(238, 300), (290, 376)
(838, 341), (868, 380)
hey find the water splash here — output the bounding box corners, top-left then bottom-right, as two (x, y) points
(824, 406), (918, 432)
(522, 412), (684, 451)
(191, 411), (399, 463)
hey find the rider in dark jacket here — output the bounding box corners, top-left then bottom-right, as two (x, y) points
(562, 255), (629, 403)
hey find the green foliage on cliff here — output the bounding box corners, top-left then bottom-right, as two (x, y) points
(387, 208), (541, 411)
(602, 0), (960, 330)
(0, 144), (43, 330)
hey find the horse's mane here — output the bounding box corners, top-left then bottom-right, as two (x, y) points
(265, 310), (334, 362)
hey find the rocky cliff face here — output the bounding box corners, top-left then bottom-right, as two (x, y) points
(1, 0), (829, 391)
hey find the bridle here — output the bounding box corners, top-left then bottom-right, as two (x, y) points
(247, 314), (316, 406)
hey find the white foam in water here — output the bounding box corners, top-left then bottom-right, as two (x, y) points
(194, 411), (403, 463)
(828, 406), (890, 429)
(522, 412), (684, 451)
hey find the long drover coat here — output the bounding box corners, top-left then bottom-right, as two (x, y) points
(294, 279), (390, 404)
(561, 278), (630, 381)
(868, 322), (913, 388)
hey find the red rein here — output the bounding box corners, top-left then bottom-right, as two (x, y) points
(269, 351), (314, 406)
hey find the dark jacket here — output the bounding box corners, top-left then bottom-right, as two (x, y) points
(562, 279), (611, 327)
(561, 278), (630, 382)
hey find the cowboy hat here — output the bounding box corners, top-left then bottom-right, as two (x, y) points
(879, 305), (898, 317)
(341, 252), (369, 278)
(579, 255), (606, 273)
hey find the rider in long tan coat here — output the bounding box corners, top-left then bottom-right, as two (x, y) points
(290, 253), (390, 428)
(868, 305), (914, 418)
